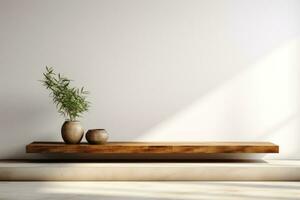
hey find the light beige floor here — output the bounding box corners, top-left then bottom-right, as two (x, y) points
(0, 181), (300, 200)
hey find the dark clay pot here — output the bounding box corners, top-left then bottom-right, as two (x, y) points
(86, 129), (108, 144)
(61, 121), (84, 144)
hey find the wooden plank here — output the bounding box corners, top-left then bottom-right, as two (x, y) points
(26, 141), (279, 154)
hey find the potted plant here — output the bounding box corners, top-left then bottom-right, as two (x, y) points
(41, 67), (90, 144)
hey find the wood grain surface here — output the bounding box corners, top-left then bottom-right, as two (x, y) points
(26, 141), (279, 154)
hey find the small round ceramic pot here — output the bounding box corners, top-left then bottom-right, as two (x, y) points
(61, 121), (84, 144)
(86, 129), (108, 144)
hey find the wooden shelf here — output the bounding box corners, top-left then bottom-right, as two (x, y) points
(26, 141), (279, 154)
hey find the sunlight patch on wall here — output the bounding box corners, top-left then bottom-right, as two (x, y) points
(138, 38), (300, 158)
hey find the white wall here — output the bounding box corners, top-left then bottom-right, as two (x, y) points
(0, 0), (299, 159)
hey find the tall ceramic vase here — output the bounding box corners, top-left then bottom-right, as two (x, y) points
(61, 121), (84, 144)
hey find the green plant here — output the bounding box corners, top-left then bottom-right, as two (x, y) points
(41, 66), (90, 121)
